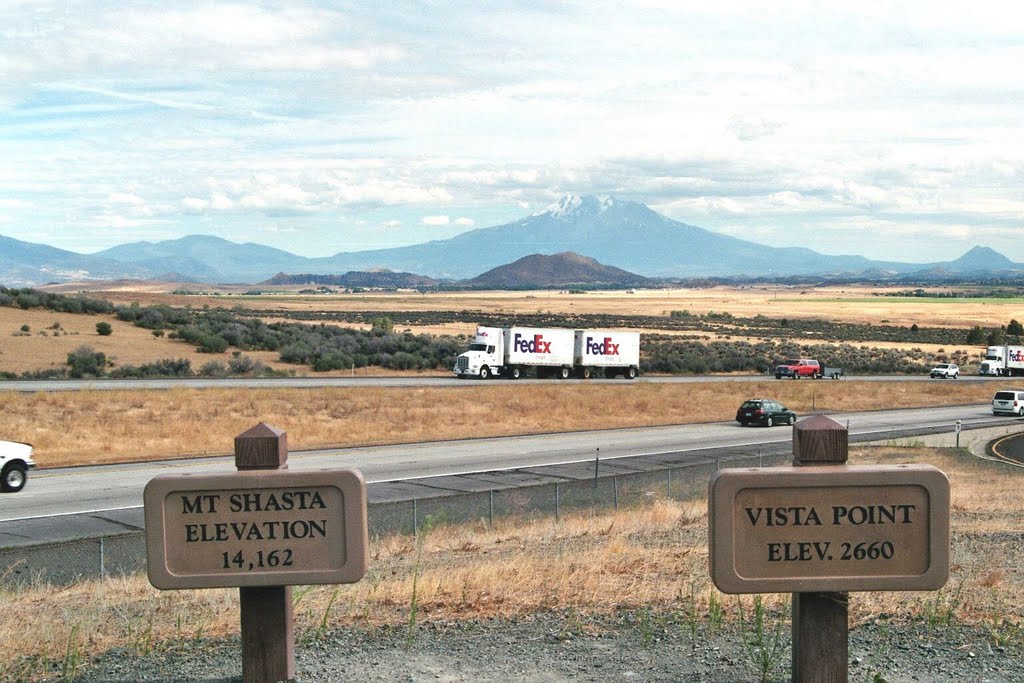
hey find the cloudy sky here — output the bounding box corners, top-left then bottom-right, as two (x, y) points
(2, 1), (1023, 262)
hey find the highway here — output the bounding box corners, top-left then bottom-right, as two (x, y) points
(1, 403), (1013, 523)
(0, 374), (1005, 392)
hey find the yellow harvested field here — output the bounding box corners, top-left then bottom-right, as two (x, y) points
(51, 283), (1024, 329)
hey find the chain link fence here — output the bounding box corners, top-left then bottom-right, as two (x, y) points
(0, 451), (788, 588)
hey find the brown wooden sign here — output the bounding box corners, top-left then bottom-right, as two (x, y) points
(145, 469), (368, 590)
(709, 464), (949, 594)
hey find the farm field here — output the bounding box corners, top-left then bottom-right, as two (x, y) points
(41, 282), (1024, 328)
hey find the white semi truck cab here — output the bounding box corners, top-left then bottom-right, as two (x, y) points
(980, 345), (1024, 376)
(454, 326), (505, 379)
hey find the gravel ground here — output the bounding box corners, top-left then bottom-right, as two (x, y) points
(73, 611), (1023, 682)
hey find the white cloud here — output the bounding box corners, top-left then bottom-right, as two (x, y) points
(182, 197), (208, 212)
(108, 192), (145, 205)
(2, 2), (1024, 261)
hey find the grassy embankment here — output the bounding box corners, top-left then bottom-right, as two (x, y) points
(2, 381), (1002, 467)
(1, 446), (1022, 681)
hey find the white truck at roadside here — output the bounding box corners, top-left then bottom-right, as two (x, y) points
(454, 326), (640, 379)
(979, 345), (1024, 376)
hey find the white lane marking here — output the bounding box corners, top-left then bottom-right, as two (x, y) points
(0, 504), (143, 523)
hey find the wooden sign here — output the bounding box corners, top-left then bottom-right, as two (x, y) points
(709, 464), (949, 594)
(145, 469), (368, 590)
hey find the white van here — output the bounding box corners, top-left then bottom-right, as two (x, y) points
(992, 390), (1024, 417)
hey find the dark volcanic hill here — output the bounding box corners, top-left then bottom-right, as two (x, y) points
(466, 252), (651, 288)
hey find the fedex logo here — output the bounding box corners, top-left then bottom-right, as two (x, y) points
(1010, 350), (1024, 362)
(586, 337), (620, 356)
(514, 333), (551, 354)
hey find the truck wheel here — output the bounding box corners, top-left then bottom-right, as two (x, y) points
(624, 367), (637, 379)
(1, 463), (27, 493)
(479, 366), (491, 380)
(775, 374), (782, 379)
(558, 367), (570, 379)
(581, 367), (592, 379)
(509, 366), (521, 380)
(1018, 406), (1024, 417)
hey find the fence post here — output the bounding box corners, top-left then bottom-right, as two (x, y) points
(667, 468), (672, 498)
(791, 415), (849, 683)
(99, 536), (105, 581)
(413, 499), (419, 535)
(613, 477), (618, 509)
(555, 483), (560, 521)
(488, 490), (494, 528)
(234, 423), (295, 683)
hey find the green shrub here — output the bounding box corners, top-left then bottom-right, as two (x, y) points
(67, 346), (107, 378)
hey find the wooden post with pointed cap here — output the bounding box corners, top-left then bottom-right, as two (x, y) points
(791, 414), (848, 683)
(235, 423), (295, 683)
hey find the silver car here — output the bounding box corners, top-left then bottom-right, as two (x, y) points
(993, 390), (1024, 417)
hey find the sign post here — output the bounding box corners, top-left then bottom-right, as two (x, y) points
(709, 415), (950, 682)
(791, 416), (849, 682)
(144, 423), (368, 683)
(236, 423), (293, 683)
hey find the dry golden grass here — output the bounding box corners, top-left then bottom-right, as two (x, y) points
(2, 446), (1021, 680)
(0, 306), (299, 376)
(4, 381), (1000, 467)
(41, 283), (1024, 328)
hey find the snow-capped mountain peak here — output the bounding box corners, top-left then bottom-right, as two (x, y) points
(537, 194), (619, 220)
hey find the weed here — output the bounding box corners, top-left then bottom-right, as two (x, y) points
(679, 581), (700, 641)
(736, 596), (790, 683)
(923, 585), (964, 627)
(405, 520), (433, 649)
(313, 588), (341, 642)
(636, 607), (662, 648)
(707, 590), (725, 634)
(62, 622), (83, 680)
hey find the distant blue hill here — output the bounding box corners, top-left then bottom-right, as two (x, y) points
(1, 196), (1022, 285)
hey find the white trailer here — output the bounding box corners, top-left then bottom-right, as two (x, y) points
(453, 326), (640, 379)
(574, 329), (640, 379)
(979, 345), (1024, 376)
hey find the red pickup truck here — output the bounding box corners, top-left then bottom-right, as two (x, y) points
(774, 358), (821, 379)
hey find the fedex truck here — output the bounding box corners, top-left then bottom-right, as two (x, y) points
(454, 326), (640, 379)
(979, 345), (1024, 376)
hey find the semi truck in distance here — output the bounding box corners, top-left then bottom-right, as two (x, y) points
(979, 345), (1024, 376)
(453, 326), (640, 379)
